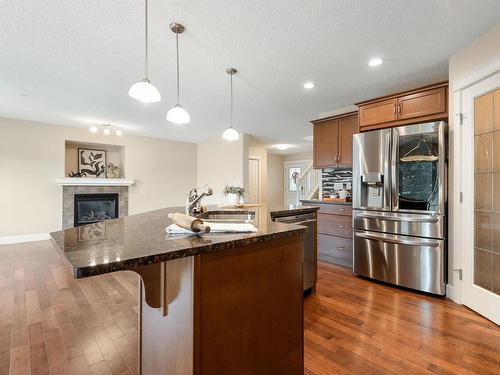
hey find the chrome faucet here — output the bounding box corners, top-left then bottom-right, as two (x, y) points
(186, 185), (213, 216)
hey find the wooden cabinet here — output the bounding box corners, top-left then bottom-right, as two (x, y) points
(311, 112), (358, 169)
(305, 203), (353, 268)
(313, 119), (339, 168)
(358, 98), (397, 128)
(356, 82), (448, 132)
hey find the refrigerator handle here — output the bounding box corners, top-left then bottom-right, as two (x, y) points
(384, 131), (392, 210)
(355, 231), (440, 247)
(391, 129), (399, 211)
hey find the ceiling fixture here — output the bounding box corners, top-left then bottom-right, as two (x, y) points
(222, 68), (240, 141)
(368, 57), (384, 67)
(166, 23), (190, 124)
(128, 0), (161, 103)
(276, 144), (290, 151)
(89, 124), (123, 136)
(303, 82), (315, 89)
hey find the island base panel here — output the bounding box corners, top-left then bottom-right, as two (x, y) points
(138, 234), (304, 375)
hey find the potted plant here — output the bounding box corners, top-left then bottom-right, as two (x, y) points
(223, 185), (245, 205)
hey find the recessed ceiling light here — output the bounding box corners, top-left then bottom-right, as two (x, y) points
(303, 82), (315, 89)
(368, 58), (384, 67)
(276, 144), (290, 151)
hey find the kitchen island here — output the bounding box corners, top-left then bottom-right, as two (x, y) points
(51, 206), (306, 375)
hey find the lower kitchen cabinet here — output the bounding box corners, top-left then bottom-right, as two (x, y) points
(305, 203), (353, 268)
(318, 234), (352, 268)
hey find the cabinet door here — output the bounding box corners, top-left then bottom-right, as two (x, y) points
(397, 87), (446, 121)
(358, 99), (397, 128)
(313, 119), (338, 169)
(338, 114), (357, 167)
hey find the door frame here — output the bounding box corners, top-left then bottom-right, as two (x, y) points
(450, 52), (500, 319)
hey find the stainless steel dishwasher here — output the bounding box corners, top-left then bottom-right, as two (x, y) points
(274, 212), (316, 293)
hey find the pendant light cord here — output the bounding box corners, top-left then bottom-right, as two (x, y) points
(145, 0), (149, 79)
(230, 73), (233, 125)
(176, 31), (180, 104)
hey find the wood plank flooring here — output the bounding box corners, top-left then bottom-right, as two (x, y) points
(0, 240), (499, 374)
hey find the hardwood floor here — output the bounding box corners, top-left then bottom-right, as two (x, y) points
(0, 240), (499, 374)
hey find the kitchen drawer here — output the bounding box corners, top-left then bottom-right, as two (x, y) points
(318, 234), (353, 267)
(317, 204), (352, 216)
(317, 213), (352, 238)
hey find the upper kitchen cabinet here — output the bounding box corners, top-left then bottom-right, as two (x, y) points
(311, 112), (358, 169)
(356, 82), (448, 132)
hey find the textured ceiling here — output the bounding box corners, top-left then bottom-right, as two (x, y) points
(1, 1), (500, 153)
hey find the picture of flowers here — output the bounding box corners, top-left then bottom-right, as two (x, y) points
(78, 148), (106, 178)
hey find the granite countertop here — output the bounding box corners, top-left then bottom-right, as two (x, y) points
(50, 206), (306, 278)
(300, 199), (352, 206)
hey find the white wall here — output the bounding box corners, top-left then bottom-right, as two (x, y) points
(0, 117), (197, 237)
(447, 22), (500, 294)
(196, 135), (248, 204)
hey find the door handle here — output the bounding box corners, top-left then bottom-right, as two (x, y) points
(355, 232), (440, 247)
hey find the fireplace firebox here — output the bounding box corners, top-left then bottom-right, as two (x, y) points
(74, 193), (119, 227)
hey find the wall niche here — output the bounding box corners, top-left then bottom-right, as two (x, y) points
(65, 140), (125, 178)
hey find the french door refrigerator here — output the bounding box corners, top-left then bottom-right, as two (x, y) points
(352, 121), (447, 295)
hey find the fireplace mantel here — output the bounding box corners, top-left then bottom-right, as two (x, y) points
(56, 178), (135, 187)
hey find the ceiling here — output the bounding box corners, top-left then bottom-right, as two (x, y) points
(1, 1), (500, 154)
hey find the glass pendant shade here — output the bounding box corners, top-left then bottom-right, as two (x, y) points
(128, 78), (161, 103)
(222, 126), (239, 141)
(166, 104), (190, 124)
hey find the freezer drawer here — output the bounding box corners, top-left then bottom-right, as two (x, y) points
(353, 210), (445, 239)
(353, 230), (446, 295)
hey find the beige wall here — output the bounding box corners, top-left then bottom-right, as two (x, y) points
(196, 135), (248, 204)
(267, 153), (284, 209)
(0, 117), (197, 237)
(283, 151), (313, 162)
(449, 23), (500, 81)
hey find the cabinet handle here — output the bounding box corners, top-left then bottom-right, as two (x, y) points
(338, 154), (342, 163)
(397, 104), (401, 114)
(337, 208), (345, 211)
(337, 225), (349, 228)
(337, 246), (348, 251)
(393, 105), (396, 114)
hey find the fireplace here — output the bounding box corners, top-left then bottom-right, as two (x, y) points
(74, 193), (119, 227)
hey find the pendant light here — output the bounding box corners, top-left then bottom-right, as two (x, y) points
(128, 0), (161, 103)
(222, 68), (239, 141)
(166, 23), (190, 124)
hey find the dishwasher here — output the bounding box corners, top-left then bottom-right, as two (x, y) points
(273, 212), (316, 293)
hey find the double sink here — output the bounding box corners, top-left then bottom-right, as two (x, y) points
(197, 210), (255, 223)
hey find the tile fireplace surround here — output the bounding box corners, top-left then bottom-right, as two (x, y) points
(62, 186), (128, 229)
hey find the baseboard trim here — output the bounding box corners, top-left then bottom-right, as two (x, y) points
(0, 233), (51, 245)
(446, 283), (462, 304)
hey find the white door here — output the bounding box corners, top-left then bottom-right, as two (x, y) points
(460, 71), (500, 325)
(248, 158), (259, 204)
(284, 160), (310, 206)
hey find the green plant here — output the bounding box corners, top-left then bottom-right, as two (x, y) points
(223, 185), (245, 197)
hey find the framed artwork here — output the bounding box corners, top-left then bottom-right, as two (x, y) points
(78, 148), (106, 178)
(289, 167), (301, 192)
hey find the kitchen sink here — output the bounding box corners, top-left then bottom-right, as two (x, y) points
(197, 210), (255, 223)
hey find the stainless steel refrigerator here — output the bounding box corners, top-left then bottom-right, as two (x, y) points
(352, 121), (447, 295)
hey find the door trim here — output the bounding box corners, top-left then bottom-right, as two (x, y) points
(449, 52), (500, 305)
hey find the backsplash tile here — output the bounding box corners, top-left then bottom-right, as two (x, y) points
(321, 168), (352, 198)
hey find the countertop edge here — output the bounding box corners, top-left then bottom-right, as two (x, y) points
(52, 225), (307, 279)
